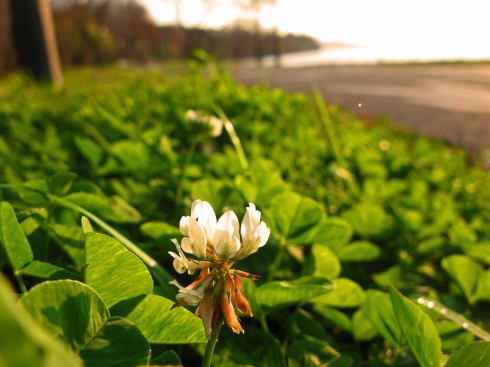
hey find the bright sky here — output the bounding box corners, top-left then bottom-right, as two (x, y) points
(141, 0), (490, 57)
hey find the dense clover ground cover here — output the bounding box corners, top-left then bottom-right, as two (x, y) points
(1, 61), (490, 366)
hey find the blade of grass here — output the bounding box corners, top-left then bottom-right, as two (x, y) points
(213, 105), (249, 171)
(312, 88), (359, 196)
(417, 297), (490, 341)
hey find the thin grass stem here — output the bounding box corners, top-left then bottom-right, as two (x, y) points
(417, 297), (490, 341)
(213, 106), (249, 170)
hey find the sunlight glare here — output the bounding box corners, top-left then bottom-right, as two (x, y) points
(140, 0), (490, 61)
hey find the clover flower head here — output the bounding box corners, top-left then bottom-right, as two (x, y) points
(185, 109), (223, 137)
(169, 200), (270, 338)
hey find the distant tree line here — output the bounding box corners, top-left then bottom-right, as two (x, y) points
(0, 0), (319, 75)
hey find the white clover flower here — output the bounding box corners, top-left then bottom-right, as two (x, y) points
(169, 200), (270, 338)
(185, 109), (223, 137)
(172, 200), (269, 266)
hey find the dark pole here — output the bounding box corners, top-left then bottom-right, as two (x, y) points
(9, 0), (63, 87)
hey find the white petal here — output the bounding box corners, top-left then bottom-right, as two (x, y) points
(179, 216), (191, 236)
(191, 200), (217, 243)
(169, 240), (187, 273)
(180, 237), (194, 254)
(241, 204), (261, 245)
(186, 260), (201, 274)
(188, 218), (207, 258)
(176, 292), (201, 305)
(169, 276), (212, 306)
(169, 279), (184, 290)
(257, 221), (270, 248)
(214, 210), (241, 258)
(172, 258), (187, 274)
(169, 239), (201, 275)
(228, 236), (241, 259)
(235, 203), (266, 259)
(214, 230), (241, 258)
(217, 210), (240, 239)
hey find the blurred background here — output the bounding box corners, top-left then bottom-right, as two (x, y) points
(0, 0), (319, 77)
(2, 0), (490, 78)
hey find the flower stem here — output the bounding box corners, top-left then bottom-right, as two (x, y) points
(202, 322), (223, 367)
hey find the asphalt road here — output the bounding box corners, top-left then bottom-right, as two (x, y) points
(232, 63), (490, 162)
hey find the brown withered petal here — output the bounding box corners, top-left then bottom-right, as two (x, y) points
(235, 289), (253, 316)
(234, 276), (253, 316)
(199, 290), (215, 339)
(221, 291), (244, 334)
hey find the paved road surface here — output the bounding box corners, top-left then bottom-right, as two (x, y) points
(232, 64), (490, 160)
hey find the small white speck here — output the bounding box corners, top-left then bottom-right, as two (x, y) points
(357, 103), (363, 107)
(463, 323), (469, 329)
(417, 298), (425, 304)
(427, 301), (434, 308)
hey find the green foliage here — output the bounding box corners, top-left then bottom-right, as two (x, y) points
(0, 275), (83, 367)
(362, 290), (403, 347)
(442, 255), (483, 303)
(390, 287), (442, 367)
(215, 327), (284, 367)
(255, 277), (332, 311)
(114, 293), (207, 344)
(337, 241), (380, 262)
(312, 278), (365, 308)
(85, 233), (154, 308)
(0, 202), (33, 270)
(267, 191), (326, 244)
(19, 280), (150, 366)
(1, 64), (490, 366)
(445, 341), (490, 367)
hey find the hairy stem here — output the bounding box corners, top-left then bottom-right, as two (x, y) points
(202, 322), (223, 367)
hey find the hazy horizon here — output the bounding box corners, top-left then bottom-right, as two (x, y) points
(141, 0), (490, 62)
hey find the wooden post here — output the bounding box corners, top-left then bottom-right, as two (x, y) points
(9, 0), (63, 87)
